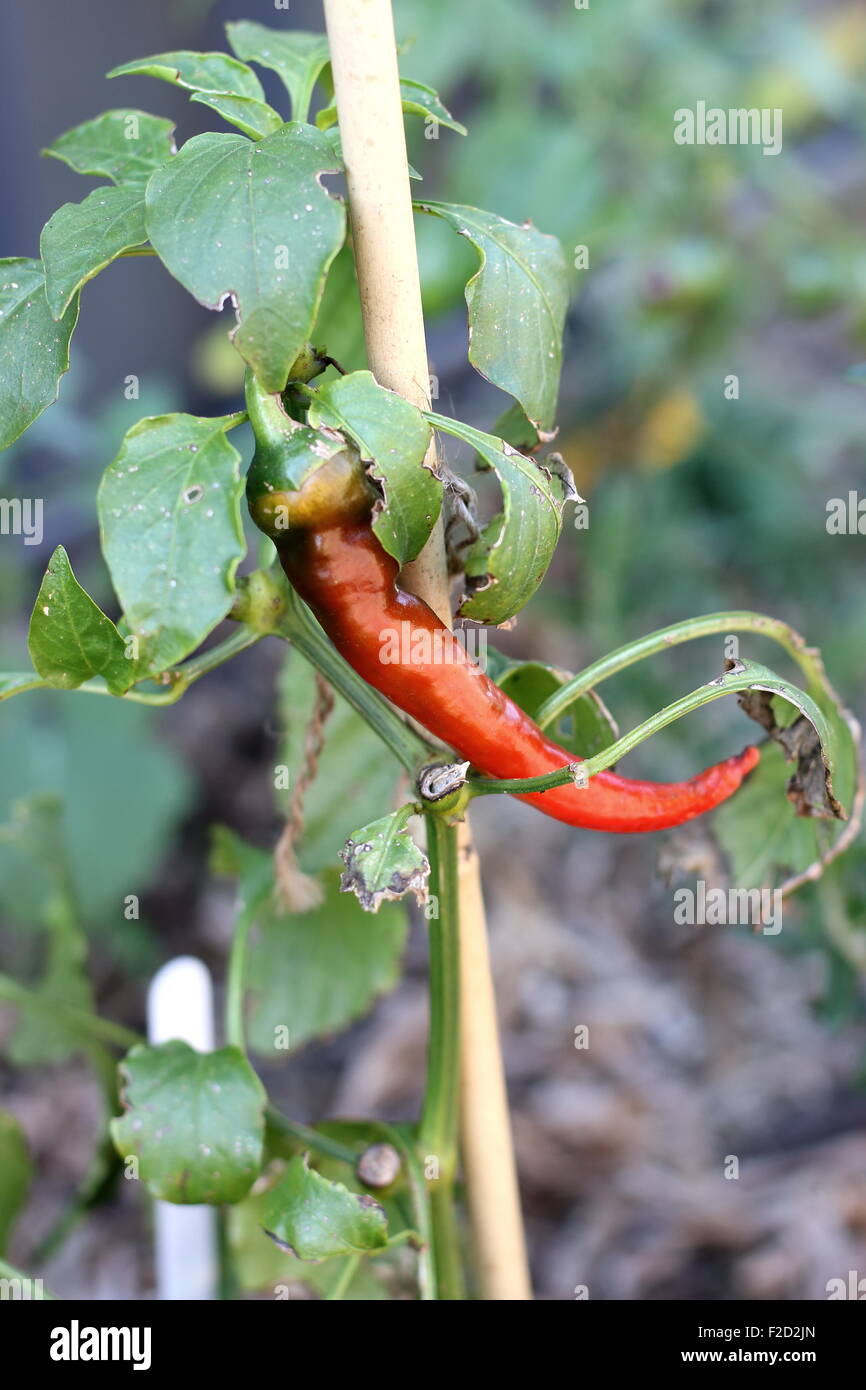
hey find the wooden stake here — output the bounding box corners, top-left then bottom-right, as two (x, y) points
(322, 0), (531, 1300)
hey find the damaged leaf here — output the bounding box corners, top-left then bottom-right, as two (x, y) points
(710, 657), (860, 897)
(305, 371), (439, 565)
(426, 413), (575, 625)
(212, 832), (408, 1055)
(415, 202), (567, 433)
(737, 683), (844, 821)
(145, 125), (345, 392)
(262, 1155), (388, 1262)
(341, 810), (429, 913)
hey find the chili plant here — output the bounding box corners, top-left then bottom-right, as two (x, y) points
(0, 15), (861, 1301)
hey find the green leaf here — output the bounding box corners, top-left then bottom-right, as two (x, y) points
(110, 1040), (266, 1204)
(40, 186), (147, 321)
(426, 413), (574, 624)
(2, 796), (94, 1066)
(226, 22), (330, 122)
(396, 78), (467, 134)
(213, 832), (407, 1056)
(488, 650), (618, 758)
(42, 109), (175, 188)
(7, 930), (93, 1067)
(0, 260), (78, 451)
(0, 704), (191, 930)
(305, 370), (439, 564)
(108, 50), (265, 100)
(340, 811), (429, 913)
(317, 77), (467, 136)
(262, 1155), (388, 1261)
(97, 413), (246, 677)
(416, 202), (568, 431)
(229, 1179), (389, 1297)
(28, 546), (132, 695)
(0, 1112), (31, 1255)
(145, 126), (345, 392)
(189, 91), (284, 141)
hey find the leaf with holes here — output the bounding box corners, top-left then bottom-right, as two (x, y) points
(306, 371), (439, 565)
(145, 126), (345, 392)
(714, 665), (862, 896)
(262, 1155), (388, 1261)
(111, 1040), (266, 1204)
(0, 260), (79, 451)
(226, 22), (330, 122)
(41, 186), (147, 319)
(416, 201), (567, 432)
(340, 811), (429, 913)
(97, 412), (246, 677)
(427, 413), (575, 624)
(42, 109), (175, 188)
(28, 546), (132, 695)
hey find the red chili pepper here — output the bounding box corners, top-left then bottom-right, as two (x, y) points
(246, 399), (759, 833)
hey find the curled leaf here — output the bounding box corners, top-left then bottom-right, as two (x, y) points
(340, 812), (429, 913)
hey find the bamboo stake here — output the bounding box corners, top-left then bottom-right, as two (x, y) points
(321, 0), (531, 1299)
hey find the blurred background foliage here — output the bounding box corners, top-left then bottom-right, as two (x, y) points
(2, 0), (866, 1297)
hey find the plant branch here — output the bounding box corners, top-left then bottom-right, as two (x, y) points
(325, 1254), (361, 1299)
(536, 610), (833, 730)
(265, 1108), (358, 1165)
(418, 817), (461, 1173)
(418, 813), (464, 1299)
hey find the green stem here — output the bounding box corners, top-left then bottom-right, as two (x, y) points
(0, 974), (140, 1050)
(417, 814), (464, 1299)
(265, 1108), (358, 1166)
(325, 1254), (361, 1300)
(174, 626), (261, 683)
(369, 1121), (439, 1301)
(245, 368), (295, 446)
(471, 655), (835, 801)
(428, 1185), (464, 1300)
(536, 610), (828, 730)
(470, 765), (579, 798)
(272, 582), (433, 773)
(418, 816), (460, 1171)
(12, 628), (265, 708)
